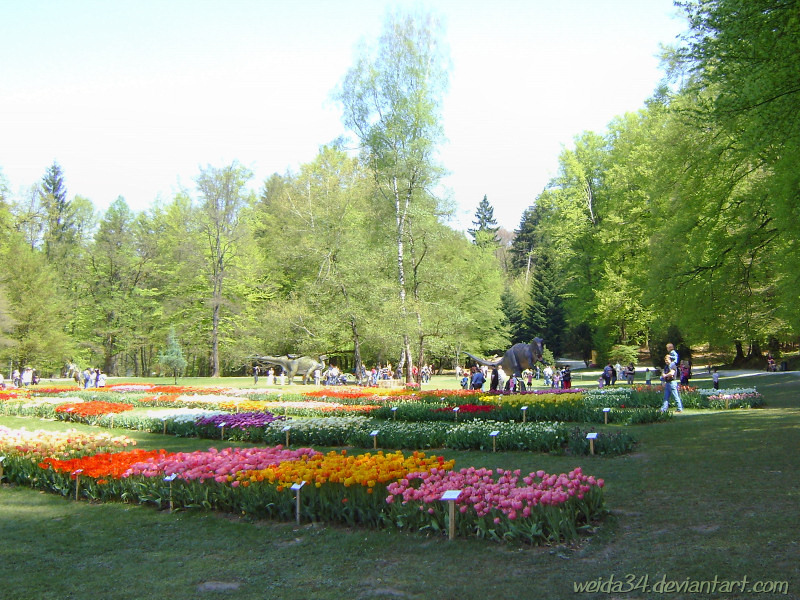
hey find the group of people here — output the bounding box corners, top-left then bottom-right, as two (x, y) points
(600, 362), (637, 387)
(458, 363), (572, 392)
(366, 363), (434, 385)
(461, 366), (486, 390)
(79, 367), (106, 389)
(6, 367), (39, 388)
(539, 364), (572, 389)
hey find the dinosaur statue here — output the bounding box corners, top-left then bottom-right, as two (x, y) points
(463, 338), (545, 390)
(253, 355), (326, 385)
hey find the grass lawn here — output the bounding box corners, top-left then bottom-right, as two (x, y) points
(1, 372), (798, 599)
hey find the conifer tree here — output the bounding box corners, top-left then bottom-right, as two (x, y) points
(158, 327), (188, 384)
(468, 195), (499, 248)
(522, 252), (566, 357)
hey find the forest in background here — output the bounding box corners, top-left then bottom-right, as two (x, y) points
(0, 0), (797, 379)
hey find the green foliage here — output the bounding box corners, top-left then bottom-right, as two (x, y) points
(648, 325), (690, 368)
(468, 195), (500, 249)
(522, 251), (566, 356)
(608, 345), (638, 366)
(158, 328), (188, 383)
(541, 347), (555, 366)
(2, 2), (799, 374)
(499, 288), (525, 346)
(564, 322), (594, 366)
(0, 243), (73, 374)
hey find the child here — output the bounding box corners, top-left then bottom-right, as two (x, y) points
(645, 368), (652, 386)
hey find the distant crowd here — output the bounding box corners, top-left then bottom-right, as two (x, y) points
(457, 364), (573, 392)
(1, 367), (40, 389)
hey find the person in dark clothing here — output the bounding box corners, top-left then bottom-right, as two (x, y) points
(490, 366), (499, 391)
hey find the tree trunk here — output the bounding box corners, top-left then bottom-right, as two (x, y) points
(210, 300), (220, 377)
(747, 341), (763, 359)
(351, 316), (363, 383)
(733, 340), (745, 365)
(416, 335), (426, 384)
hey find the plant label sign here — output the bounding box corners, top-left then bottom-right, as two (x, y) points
(586, 432), (598, 455)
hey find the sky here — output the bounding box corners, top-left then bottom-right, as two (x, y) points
(0, 0), (688, 232)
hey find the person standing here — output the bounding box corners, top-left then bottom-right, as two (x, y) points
(460, 370), (470, 389)
(611, 363), (619, 386)
(490, 366), (499, 391)
(680, 362), (690, 385)
(562, 365), (572, 389)
(712, 368), (720, 390)
(661, 355), (683, 413)
(543, 364), (553, 387)
(645, 368), (652, 386)
(470, 366), (485, 391)
(252, 365), (260, 385)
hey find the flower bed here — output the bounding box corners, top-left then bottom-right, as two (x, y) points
(586, 386), (764, 410)
(124, 445), (320, 482)
(385, 466), (605, 543)
(0, 426), (135, 460)
(56, 400), (135, 419)
(0, 425), (136, 486)
(5, 426), (607, 543)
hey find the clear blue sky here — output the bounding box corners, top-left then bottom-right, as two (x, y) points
(0, 0), (687, 231)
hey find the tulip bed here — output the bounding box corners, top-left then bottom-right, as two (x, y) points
(0, 387), (639, 455)
(1, 382), (762, 457)
(385, 466), (605, 543)
(0, 425), (606, 543)
(584, 386), (764, 409)
(0, 386), (671, 427)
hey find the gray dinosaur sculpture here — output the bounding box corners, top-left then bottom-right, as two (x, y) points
(253, 354), (326, 385)
(463, 338), (545, 390)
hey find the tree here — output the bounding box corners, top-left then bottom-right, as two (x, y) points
(196, 163), (253, 377)
(499, 288), (525, 346)
(521, 251), (566, 357)
(645, 0), (800, 346)
(508, 205), (538, 277)
(565, 322), (594, 367)
(158, 327), (187, 383)
(252, 145), (379, 377)
(0, 242), (73, 375)
(337, 8), (449, 381)
(40, 162), (80, 265)
(468, 195), (499, 249)
(82, 197), (152, 374)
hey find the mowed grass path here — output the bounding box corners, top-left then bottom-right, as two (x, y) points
(0, 373), (798, 599)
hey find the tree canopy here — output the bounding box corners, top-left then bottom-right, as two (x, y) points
(0, 2), (797, 376)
